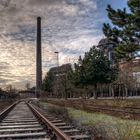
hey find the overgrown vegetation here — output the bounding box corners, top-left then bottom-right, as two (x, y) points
(44, 98), (140, 120)
(39, 102), (140, 140)
(39, 102), (72, 123)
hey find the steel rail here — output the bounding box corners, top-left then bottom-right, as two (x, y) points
(85, 105), (140, 115)
(0, 101), (18, 121)
(27, 103), (71, 140)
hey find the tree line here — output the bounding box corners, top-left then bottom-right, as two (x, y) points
(42, 0), (140, 99)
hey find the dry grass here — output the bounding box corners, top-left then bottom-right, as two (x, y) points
(45, 98), (140, 108)
(39, 102), (140, 140)
(43, 98), (140, 120)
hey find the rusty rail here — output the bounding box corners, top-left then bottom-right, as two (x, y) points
(27, 103), (71, 140)
(0, 101), (18, 121)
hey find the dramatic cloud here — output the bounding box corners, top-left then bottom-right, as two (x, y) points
(0, 0), (127, 88)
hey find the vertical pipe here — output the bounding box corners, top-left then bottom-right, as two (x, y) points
(36, 17), (42, 97)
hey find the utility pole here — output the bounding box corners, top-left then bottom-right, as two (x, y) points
(36, 17), (42, 97)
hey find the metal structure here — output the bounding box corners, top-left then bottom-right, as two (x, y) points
(36, 17), (42, 96)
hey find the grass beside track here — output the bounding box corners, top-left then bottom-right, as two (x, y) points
(43, 98), (140, 120)
(39, 101), (140, 140)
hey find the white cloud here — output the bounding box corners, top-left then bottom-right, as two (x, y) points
(0, 0), (106, 88)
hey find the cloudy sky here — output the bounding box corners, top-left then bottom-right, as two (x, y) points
(0, 0), (128, 89)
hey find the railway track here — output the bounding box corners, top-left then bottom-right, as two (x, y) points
(0, 101), (91, 140)
(83, 105), (140, 120)
(47, 100), (140, 120)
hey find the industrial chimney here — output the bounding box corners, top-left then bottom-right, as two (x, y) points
(36, 17), (42, 96)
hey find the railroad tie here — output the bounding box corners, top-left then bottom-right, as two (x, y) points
(0, 102), (48, 139)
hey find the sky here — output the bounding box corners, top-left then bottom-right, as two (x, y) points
(0, 0), (128, 89)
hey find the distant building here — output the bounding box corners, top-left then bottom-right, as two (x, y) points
(119, 57), (140, 71)
(50, 63), (72, 75)
(96, 38), (140, 97)
(97, 38), (116, 64)
(49, 64), (72, 98)
(119, 58), (140, 81)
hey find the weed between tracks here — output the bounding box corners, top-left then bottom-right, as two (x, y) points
(39, 102), (140, 140)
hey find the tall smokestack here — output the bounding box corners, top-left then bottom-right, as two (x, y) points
(36, 17), (42, 96)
